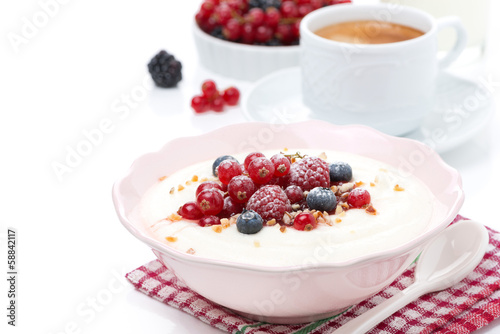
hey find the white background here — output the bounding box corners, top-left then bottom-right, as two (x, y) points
(1, 0), (499, 333)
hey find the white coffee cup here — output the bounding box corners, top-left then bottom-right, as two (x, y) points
(300, 4), (467, 136)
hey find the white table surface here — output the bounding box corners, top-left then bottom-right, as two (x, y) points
(1, 0), (499, 333)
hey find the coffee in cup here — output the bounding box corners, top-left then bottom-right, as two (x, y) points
(314, 20), (424, 44)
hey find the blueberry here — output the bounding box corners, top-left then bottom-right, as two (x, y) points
(306, 187), (337, 212)
(329, 162), (352, 183)
(236, 210), (263, 234)
(212, 155), (239, 176)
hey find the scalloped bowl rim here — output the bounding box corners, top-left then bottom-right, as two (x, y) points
(112, 121), (464, 273)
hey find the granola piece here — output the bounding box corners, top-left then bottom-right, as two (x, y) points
(318, 152), (328, 161)
(186, 248), (195, 254)
(166, 213), (182, 222)
(169, 187), (175, 195)
(266, 219), (277, 226)
(365, 204), (377, 215)
(178, 184), (185, 191)
(283, 212), (293, 226)
(280, 226), (287, 233)
(221, 218), (231, 229)
(394, 184), (405, 191)
(212, 225), (223, 233)
(335, 204), (344, 215)
(339, 182), (355, 193)
(192, 175), (199, 182)
(165, 236), (178, 242)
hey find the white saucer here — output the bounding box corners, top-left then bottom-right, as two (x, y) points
(242, 67), (495, 153)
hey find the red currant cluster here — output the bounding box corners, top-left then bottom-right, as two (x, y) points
(176, 151), (374, 234)
(195, 0), (352, 46)
(191, 79), (240, 113)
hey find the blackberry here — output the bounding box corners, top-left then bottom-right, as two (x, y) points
(306, 187), (337, 212)
(329, 162), (353, 183)
(249, 0), (281, 10)
(147, 50), (182, 88)
(237, 209), (264, 234)
(210, 26), (226, 40)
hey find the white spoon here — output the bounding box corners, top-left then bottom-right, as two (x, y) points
(334, 220), (489, 334)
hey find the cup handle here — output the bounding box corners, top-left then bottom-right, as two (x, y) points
(436, 16), (468, 69)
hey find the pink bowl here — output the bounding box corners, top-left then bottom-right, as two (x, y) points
(112, 120), (464, 324)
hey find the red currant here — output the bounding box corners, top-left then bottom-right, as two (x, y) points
(196, 181), (223, 197)
(298, 4), (313, 17)
(255, 26), (273, 43)
(241, 23), (256, 44)
(246, 8), (265, 27)
(347, 188), (371, 208)
(285, 185), (304, 204)
(293, 212), (317, 231)
(275, 24), (294, 45)
(178, 202), (204, 220)
(248, 157), (275, 184)
(281, 1), (299, 18)
(213, 4), (232, 25)
(228, 175), (256, 203)
(198, 215), (221, 227)
(222, 87), (240, 106)
(201, 0), (216, 15)
(211, 95), (225, 112)
(244, 152), (265, 170)
(201, 80), (217, 99)
(217, 160), (243, 184)
(218, 196), (244, 218)
(265, 7), (281, 28)
(311, 0), (323, 9)
(196, 189), (224, 215)
(270, 154), (291, 177)
(223, 18), (242, 41)
(191, 95), (208, 113)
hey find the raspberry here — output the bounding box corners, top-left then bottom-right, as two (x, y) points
(348, 188), (371, 208)
(196, 189), (224, 215)
(217, 159), (243, 184)
(228, 175), (256, 203)
(178, 201), (204, 220)
(286, 156), (330, 191)
(147, 50), (182, 88)
(246, 185), (292, 222)
(248, 157), (275, 184)
(293, 212), (317, 231)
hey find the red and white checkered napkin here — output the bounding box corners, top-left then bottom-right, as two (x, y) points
(126, 217), (500, 334)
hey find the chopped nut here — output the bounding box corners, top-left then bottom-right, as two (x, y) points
(185, 180), (192, 186)
(165, 236), (178, 242)
(166, 213), (182, 222)
(340, 193), (349, 202)
(335, 205), (344, 215)
(330, 185), (338, 194)
(394, 184), (405, 191)
(266, 219), (277, 226)
(291, 203), (301, 211)
(192, 175), (199, 182)
(341, 202), (349, 210)
(339, 211), (346, 218)
(304, 224), (313, 231)
(365, 204), (377, 215)
(221, 218), (230, 229)
(340, 182), (354, 193)
(169, 187), (175, 195)
(159, 176), (167, 181)
(212, 225), (223, 233)
(335, 217), (342, 223)
(318, 152), (327, 161)
(370, 182), (376, 187)
(317, 216), (326, 224)
(355, 181), (365, 187)
(178, 184), (185, 191)
(283, 212), (293, 225)
(280, 226), (287, 233)
(324, 215), (333, 226)
(374, 175), (379, 183)
(313, 211), (321, 219)
(229, 214), (240, 225)
(186, 248), (195, 254)
(200, 177), (209, 182)
(254, 241), (261, 248)
(303, 191), (310, 197)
